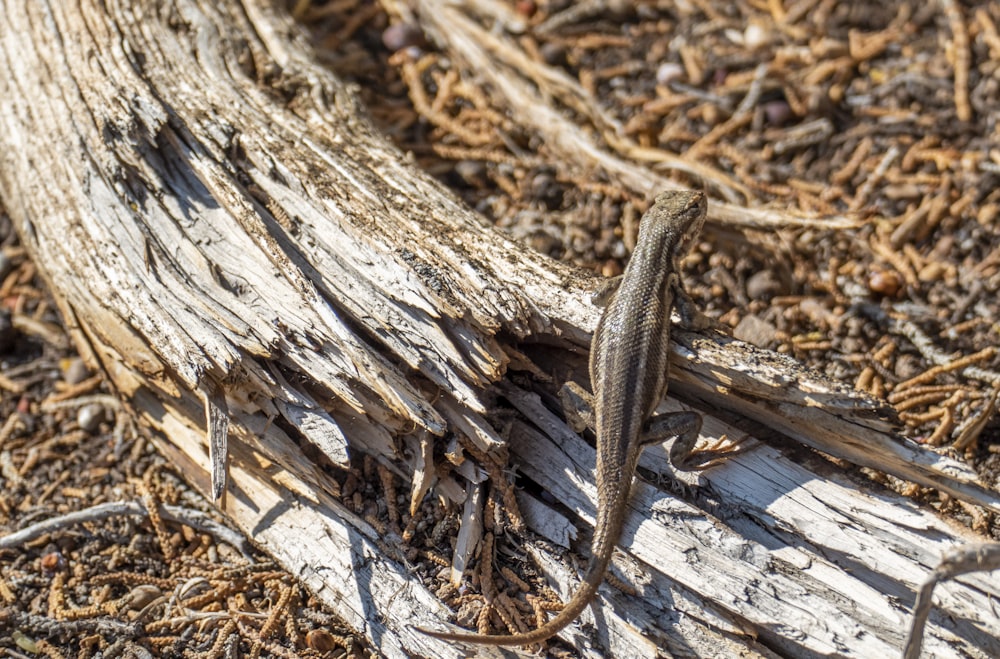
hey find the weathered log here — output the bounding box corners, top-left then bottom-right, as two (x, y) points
(1, 1), (998, 657)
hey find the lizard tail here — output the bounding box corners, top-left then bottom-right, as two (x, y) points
(413, 554), (611, 646)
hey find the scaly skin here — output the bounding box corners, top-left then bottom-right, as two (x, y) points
(418, 191), (708, 646)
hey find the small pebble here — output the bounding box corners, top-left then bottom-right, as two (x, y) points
(78, 403), (105, 433)
(306, 629), (338, 653)
(868, 268), (902, 297)
(454, 160), (486, 186)
(40, 551), (65, 573)
(656, 62), (685, 86)
(514, 0), (535, 17)
(127, 585), (163, 610)
(762, 100), (793, 126)
(382, 23), (424, 52)
(744, 23), (769, 49)
(746, 269), (783, 300)
(733, 315), (778, 348)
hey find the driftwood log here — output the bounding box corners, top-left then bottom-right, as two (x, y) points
(1, 1), (998, 657)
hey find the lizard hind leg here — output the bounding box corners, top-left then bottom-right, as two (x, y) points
(641, 410), (705, 471)
(645, 410), (757, 471)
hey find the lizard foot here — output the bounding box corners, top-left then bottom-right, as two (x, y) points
(675, 434), (757, 470)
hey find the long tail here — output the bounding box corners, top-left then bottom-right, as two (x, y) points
(414, 552), (611, 646)
(415, 580), (600, 646)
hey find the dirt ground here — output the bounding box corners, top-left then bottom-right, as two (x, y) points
(1, 0), (999, 656)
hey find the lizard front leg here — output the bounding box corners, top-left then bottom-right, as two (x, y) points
(672, 276), (719, 332)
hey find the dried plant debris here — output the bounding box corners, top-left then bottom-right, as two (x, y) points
(299, 0), (1000, 510)
(0, 216), (369, 658)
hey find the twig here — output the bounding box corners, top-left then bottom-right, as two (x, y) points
(885, 311), (1000, 389)
(536, 0), (623, 33)
(903, 542), (1000, 659)
(849, 145), (899, 211)
(940, 0), (972, 122)
(0, 413), (27, 450)
(953, 385), (1000, 451)
(10, 313), (68, 349)
(1, 610), (141, 643)
(0, 501), (253, 556)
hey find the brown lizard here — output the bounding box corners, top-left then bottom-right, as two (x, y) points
(418, 190), (721, 646)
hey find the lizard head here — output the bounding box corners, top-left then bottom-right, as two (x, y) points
(649, 189), (707, 255)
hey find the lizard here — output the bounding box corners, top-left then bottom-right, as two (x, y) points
(417, 190), (722, 646)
